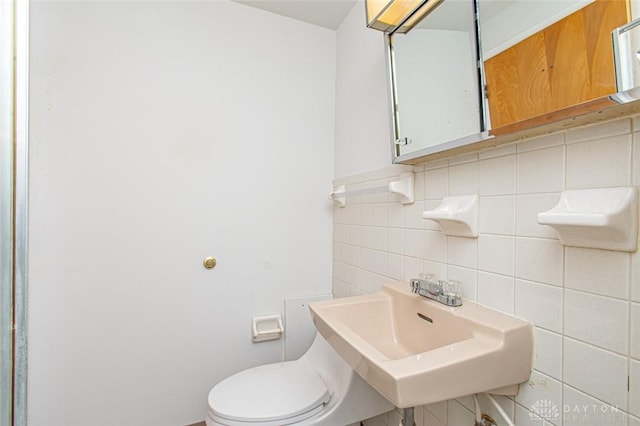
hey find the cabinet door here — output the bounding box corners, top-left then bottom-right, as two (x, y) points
(484, 0), (629, 130)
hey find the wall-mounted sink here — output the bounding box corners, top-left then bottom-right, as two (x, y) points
(309, 282), (534, 408)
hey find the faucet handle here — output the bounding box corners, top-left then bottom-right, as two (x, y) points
(409, 278), (421, 293)
(410, 274), (440, 296)
(442, 280), (462, 306)
(419, 272), (435, 281)
(442, 280), (461, 296)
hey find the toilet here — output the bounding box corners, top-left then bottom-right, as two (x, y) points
(206, 333), (393, 426)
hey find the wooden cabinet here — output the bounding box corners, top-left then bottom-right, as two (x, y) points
(484, 0), (629, 130)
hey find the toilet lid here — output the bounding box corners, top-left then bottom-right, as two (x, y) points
(209, 360), (331, 423)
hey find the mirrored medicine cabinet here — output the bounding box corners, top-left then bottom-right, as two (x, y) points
(385, 0), (640, 164)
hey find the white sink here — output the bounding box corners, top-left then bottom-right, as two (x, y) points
(309, 281), (534, 408)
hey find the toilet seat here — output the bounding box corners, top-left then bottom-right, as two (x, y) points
(208, 360), (331, 425)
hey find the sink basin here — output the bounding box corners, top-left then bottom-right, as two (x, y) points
(309, 281), (534, 408)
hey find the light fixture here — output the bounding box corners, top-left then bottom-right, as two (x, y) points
(365, 0), (443, 34)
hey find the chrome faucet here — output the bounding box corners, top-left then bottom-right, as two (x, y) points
(410, 274), (462, 307)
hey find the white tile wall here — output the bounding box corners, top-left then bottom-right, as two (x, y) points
(446, 236), (477, 269)
(533, 328), (563, 380)
(564, 290), (629, 354)
(565, 118), (631, 143)
(563, 338), (628, 410)
(515, 193), (561, 239)
(478, 143), (516, 160)
(424, 167), (448, 199)
(403, 256), (423, 281)
(414, 171), (426, 201)
(479, 154), (516, 196)
(565, 134), (632, 189)
(332, 116), (639, 426)
(449, 161), (478, 195)
(479, 195), (516, 235)
(516, 145), (565, 193)
(563, 385), (628, 426)
(515, 279), (563, 332)
(425, 401), (447, 424)
(423, 230), (447, 263)
(449, 152), (478, 166)
(631, 360), (640, 418)
(388, 228), (404, 255)
(477, 271), (514, 313)
(405, 201), (425, 230)
(633, 252), (640, 302)
(517, 132), (564, 152)
(632, 303), (640, 360)
(420, 408), (445, 426)
(454, 393), (475, 412)
(565, 248), (630, 299)
(388, 204), (404, 228)
(447, 264), (477, 300)
(515, 237), (564, 286)
(404, 229), (424, 258)
(478, 235), (515, 276)
(447, 400), (475, 425)
(634, 131), (640, 187)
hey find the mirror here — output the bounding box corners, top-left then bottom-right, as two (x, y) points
(386, 0), (486, 162)
(387, 0), (640, 164)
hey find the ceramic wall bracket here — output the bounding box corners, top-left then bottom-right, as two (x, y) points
(329, 185), (346, 207)
(422, 195), (478, 238)
(537, 187), (639, 252)
(329, 172), (414, 207)
(388, 172), (414, 205)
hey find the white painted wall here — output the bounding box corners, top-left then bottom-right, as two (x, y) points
(633, 0), (640, 18)
(28, 2), (335, 425)
(334, 2), (392, 178)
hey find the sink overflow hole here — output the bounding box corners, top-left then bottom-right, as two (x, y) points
(417, 313), (433, 323)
